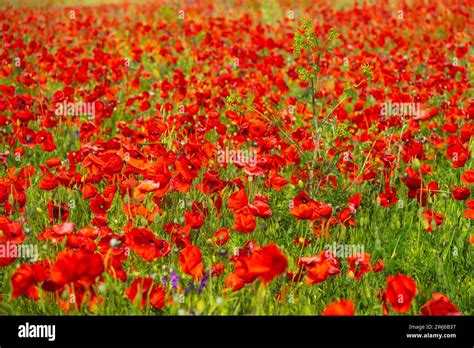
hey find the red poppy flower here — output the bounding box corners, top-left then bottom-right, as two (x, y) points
(11, 262), (49, 300)
(420, 293), (461, 316)
(209, 228), (229, 246)
(460, 169), (474, 184)
(300, 250), (341, 284)
(125, 228), (171, 262)
(0, 219), (25, 243)
(0, 183), (9, 204)
(305, 261), (330, 284)
(232, 205), (256, 233)
(196, 170), (227, 194)
(39, 222), (75, 243)
(228, 188), (248, 211)
(82, 183), (98, 199)
(66, 234), (97, 253)
(90, 194), (111, 215)
(224, 272), (245, 291)
(47, 200), (70, 223)
(346, 253), (372, 280)
(211, 262), (224, 277)
(372, 259), (385, 273)
(45, 157), (62, 168)
(446, 143), (469, 168)
(179, 245), (204, 280)
(249, 195), (272, 218)
(322, 300), (355, 316)
(266, 174), (289, 190)
(348, 193), (361, 209)
(39, 174), (58, 190)
(464, 199), (474, 220)
(171, 175), (192, 193)
(36, 130), (56, 152)
(384, 274), (417, 313)
(175, 157), (200, 181)
(338, 207), (356, 226)
(133, 180), (161, 200)
(49, 250), (104, 287)
(290, 191), (318, 220)
(184, 203), (206, 229)
(0, 241), (17, 267)
(16, 127), (36, 147)
(126, 277), (169, 309)
(102, 153), (124, 175)
(233, 243), (287, 285)
(422, 209), (444, 232)
(378, 183), (399, 208)
(452, 186), (470, 200)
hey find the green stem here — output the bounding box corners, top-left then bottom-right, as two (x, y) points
(309, 54), (321, 193)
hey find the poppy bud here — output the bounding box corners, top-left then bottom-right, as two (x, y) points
(98, 283), (107, 294)
(412, 158), (421, 171)
(110, 238), (121, 248)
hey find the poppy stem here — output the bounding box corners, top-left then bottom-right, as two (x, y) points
(309, 53), (321, 194)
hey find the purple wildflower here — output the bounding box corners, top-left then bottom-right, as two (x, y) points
(170, 269), (179, 291)
(184, 280), (195, 296)
(198, 271), (210, 294)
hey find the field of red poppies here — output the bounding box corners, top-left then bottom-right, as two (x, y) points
(0, 0), (472, 316)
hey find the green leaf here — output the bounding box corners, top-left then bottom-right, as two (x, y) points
(344, 88), (358, 100)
